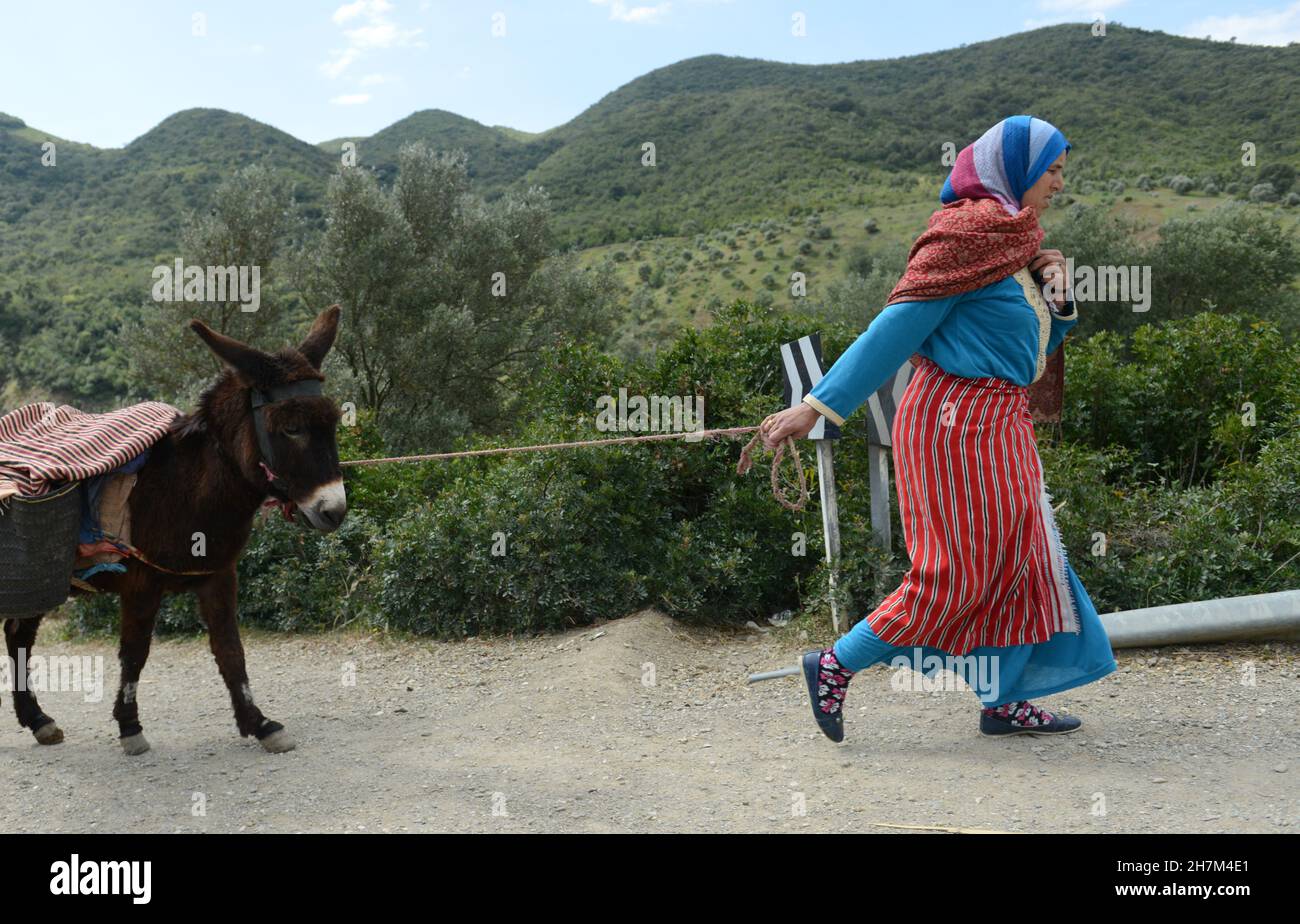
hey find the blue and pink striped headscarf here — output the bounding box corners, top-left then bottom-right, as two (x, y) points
(940, 116), (1071, 215)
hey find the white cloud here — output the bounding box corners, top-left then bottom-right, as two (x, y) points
(1183, 2), (1300, 45)
(330, 93), (372, 106)
(590, 0), (672, 25)
(321, 1), (422, 80)
(320, 47), (360, 79)
(332, 0), (391, 25)
(344, 20), (422, 49)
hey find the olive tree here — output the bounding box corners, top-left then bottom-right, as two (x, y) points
(300, 143), (620, 450)
(119, 164), (298, 404)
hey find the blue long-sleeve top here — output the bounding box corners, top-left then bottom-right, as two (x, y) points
(804, 269), (1078, 425)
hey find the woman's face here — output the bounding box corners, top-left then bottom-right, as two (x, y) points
(1020, 150), (1067, 212)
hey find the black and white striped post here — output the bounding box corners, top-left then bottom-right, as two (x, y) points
(780, 334), (843, 632)
(749, 340), (912, 685)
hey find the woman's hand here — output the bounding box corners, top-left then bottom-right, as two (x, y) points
(1029, 247), (1068, 308)
(760, 403), (822, 449)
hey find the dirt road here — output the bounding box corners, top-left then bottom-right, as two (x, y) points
(2, 611), (1296, 833)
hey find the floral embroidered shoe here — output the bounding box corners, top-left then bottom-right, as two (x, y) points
(979, 700), (1082, 737)
(802, 647), (854, 743)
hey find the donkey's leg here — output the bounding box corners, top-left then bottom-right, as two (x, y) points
(198, 568), (294, 753)
(114, 586), (163, 755)
(4, 616), (63, 744)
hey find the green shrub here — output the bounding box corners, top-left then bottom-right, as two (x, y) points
(1249, 182), (1278, 203)
(1064, 313), (1299, 487)
(61, 296), (1300, 642)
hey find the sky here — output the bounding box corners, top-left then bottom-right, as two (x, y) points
(2, 0), (1298, 148)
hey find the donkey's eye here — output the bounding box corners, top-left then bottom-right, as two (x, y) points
(282, 426), (304, 438)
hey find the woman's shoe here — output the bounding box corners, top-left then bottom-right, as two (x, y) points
(802, 648), (853, 743)
(979, 700), (1082, 736)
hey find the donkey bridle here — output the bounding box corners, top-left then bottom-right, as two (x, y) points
(250, 379), (323, 493)
(130, 379), (325, 574)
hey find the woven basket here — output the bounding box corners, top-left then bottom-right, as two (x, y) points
(0, 482), (82, 619)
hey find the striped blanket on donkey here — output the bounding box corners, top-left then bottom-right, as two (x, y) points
(0, 402), (178, 500)
(0, 401), (180, 576)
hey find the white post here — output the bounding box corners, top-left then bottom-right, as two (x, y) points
(815, 439), (842, 634)
(868, 444), (891, 550)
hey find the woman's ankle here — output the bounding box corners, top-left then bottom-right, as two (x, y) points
(982, 700), (1056, 726)
(816, 647), (854, 714)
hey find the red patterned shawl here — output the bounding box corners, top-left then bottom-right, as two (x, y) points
(886, 197), (1043, 305)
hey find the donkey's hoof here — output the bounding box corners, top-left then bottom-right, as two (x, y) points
(256, 721), (296, 753)
(120, 732), (151, 756)
(33, 722), (64, 745)
(259, 728), (296, 753)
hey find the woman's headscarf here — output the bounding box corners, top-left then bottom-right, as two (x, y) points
(940, 115), (1071, 216)
(882, 115), (1072, 305)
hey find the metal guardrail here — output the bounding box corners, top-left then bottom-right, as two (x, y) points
(1099, 589), (1300, 648)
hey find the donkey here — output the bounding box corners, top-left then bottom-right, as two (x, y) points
(4, 305), (347, 755)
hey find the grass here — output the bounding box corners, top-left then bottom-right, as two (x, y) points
(577, 184), (1297, 336)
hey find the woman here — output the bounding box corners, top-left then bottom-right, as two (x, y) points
(762, 116), (1117, 741)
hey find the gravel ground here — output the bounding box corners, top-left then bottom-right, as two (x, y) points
(2, 610), (1296, 833)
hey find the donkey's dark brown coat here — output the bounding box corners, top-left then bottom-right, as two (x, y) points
(4, 306), (347, 754)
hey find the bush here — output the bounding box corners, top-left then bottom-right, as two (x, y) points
(1144, 204), (1299, 322)
(845, 245), (874, 278)
(357, 303), (839, 636)
(62, 294), (1300, 642)
(1249, 182), (1279, 203)
(366, 446), (671, 637)
(1048, 203), (1300, 335)
(1063, 313), (1300, 488)
(1257, 163), (1295, 194)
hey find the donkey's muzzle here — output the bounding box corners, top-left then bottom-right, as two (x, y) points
(300, 479), (347, 533)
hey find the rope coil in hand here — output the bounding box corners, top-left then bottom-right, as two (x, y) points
(735, 431), (809, 512)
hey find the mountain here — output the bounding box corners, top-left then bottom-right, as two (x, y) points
(0, 108), (332, 294)
(323, 109), (555, 191)
(2, 24), (1298, 403)
(513, 26), (1300, 244)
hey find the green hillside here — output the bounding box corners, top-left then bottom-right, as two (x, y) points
(520, 27), (1300, 245)
(5, 25), (1297, 269)
(2, 24), (1298, 405)
(305, 26), (1300, 246)
(0, 108), (332, 300)
(329, 109), (555, 192)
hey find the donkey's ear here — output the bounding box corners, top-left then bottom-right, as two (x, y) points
(189, 319), (277, 384)
(298, 305), (341, 370)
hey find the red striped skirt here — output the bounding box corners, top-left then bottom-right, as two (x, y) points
(866, 356), (1078, 655)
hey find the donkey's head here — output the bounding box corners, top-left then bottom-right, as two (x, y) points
(188, 306), (348, 532)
